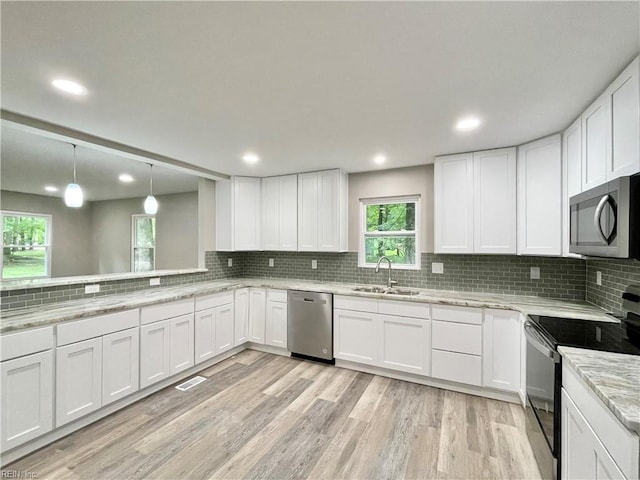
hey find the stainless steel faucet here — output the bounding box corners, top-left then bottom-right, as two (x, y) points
(375, 256), (397, 289)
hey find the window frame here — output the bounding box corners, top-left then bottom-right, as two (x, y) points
(131, 214), (156, 273)
(1, 210), (52, 280)
(358, 195), (421, 270)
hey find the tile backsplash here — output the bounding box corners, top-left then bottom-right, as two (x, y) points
(585, 258), (640, 315)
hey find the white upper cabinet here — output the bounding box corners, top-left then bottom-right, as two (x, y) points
(434, 148), (515, 254)
(434, 153), (474, 253)
(473, 148), (517, 254)
(215, 176), (261, 251)
(297, 169), (348, 252)
(517, 134), (562, 256)
(563, 118), (582, 257)
(261, 175), (298, 251)
(582, 93), (610, 191)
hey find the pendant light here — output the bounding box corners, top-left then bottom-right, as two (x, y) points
(144, 163), (158, 214)
(64, 144), (83, 208)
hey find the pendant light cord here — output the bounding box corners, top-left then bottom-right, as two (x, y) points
(72, 144), (77, 183)
(149, 163), (154, 196)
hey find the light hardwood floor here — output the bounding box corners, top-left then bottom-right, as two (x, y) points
(8, 350), (541, 479)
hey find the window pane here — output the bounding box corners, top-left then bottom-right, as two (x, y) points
(135, 217), (156, 248)
(3, 215), (47, 246)
(364, 236), (416, 265)
(2, 246), (47, 278)
(366, 203), (415, 232)
(134, 248), (154, 272)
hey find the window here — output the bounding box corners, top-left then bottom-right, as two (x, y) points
(1, 211), (52, 279)
(132, 215), (156, 272)
(359, 196), (420, 269)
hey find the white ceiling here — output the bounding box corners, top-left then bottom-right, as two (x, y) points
(1, 1), (639, 177)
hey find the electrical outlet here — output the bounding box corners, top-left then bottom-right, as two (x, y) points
(530, 267), (540, 280)
(311, 259), (318, 269)
(596, 271), (602, 286)
(85, 284), (100, 294)
(149, 277), (161, 286)
(228, 258), (233, 267)
(432, 262), (444, 274)
(269, 258), (274, 267)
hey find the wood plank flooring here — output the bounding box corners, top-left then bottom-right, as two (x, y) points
(8, 351), (541, 479)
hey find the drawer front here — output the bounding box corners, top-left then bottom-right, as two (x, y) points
(267, 289), (288, 303)
(432, 320), (482, 355)
(1, 326), (54, 361)
(141, 298), (194, 325)
(432, 349), (482, 386)
(334, 295), (378, 313)
(378, 299), (429, 319)
(431, 304), (482, 325)
(57, 309), (139, 346)
(195, 291), (233, 311)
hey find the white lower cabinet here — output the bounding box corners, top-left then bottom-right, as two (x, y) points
(482, 309), (520, 392)
(1, 350), (53, 451)
(195, 308), (216, 363)
(249, 288), (266, 344)
(140, 319), (171, 388)
(56, 337), (103, 427)
(334, 308), (379, 366)
(266, 290), (287, 349)
(194, 293), (235, 363)
(431, 349), (482, 386)
(102, 327), (139, 406)
(234, 288), (250, 346)
(378, 314), (430, 375)
(169, 314), (195, 375)
(214, 303), (234, 355)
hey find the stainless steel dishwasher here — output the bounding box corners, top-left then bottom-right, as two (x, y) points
(287, 290), (334, 363)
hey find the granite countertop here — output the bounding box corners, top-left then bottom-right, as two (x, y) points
(560, 346), (640, 435)
(0, 277), (616, 333)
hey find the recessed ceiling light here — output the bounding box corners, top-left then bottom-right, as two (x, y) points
(373, 154), (386, 165)
(455, 117), (481, 131)
(44, 186), (58, 192)
(119, 173), (134, 183)
(242, 153), (260, 164)
(51, 79), (88, 96)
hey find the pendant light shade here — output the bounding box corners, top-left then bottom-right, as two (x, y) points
(65, 144), (84, 208)
(144, 163), (158, 214)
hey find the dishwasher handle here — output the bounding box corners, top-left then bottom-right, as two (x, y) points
(288, 291), (331, 305)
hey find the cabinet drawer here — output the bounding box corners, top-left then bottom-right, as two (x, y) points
(57, 309), (139, 346)
(141, 298), (194, 325)
(1, 326), (54, 361)
(431, 304), (482, 325)
(432, 349), (482, 386)
(267, 289), (288, 303)
(195, 291), (233, 311)
(378, 300), (429, 319)
(334, 295), (377, 313)
(432, 320), (482, 355)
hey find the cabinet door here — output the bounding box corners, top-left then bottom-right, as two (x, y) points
(249, 288), (266, 344)
(519, 314), (527, 407)
(607, 56), (640, 181)
(102, 327), (139, 406)
(334, 309), (379, 365)
(56, 338), (102, 427)
(298, 172), (318, 251)
(266, 300), (287, 349)
(317, 170), (339, 251)
(195, 308), (216, 364)
(261, 176), (280, 250)
(1, 351), (53, 451)
(233, 176), (261, 250)
(563, 118), (582, 257)
(378, 314), (430, 375)
(582, 94), (610, 191)
(140, 319), (171, 388)
(482, 309), (520, 392)
(517, 135), (562, 256)
(234, 288), (250, 346)
(473, 148), (517, 254)
(170, 314), (194, 375)
(279, 174), (298, 250)
(434, 154), (474, 253)
(215, 303), (235, 355)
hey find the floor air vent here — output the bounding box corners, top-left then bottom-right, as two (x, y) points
(175, 376), (206, 391)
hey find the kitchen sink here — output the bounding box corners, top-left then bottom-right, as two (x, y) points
(352, 286), (386, 293)
(352, 286), (420, 296)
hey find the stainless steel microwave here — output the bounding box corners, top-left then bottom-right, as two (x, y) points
(569, 174), (639, 259)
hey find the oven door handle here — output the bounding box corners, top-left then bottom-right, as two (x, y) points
(524, 321), (560, 362)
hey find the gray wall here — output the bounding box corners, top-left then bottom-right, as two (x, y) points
(348, 165), (434, 253)
(1, 190), (95, 277)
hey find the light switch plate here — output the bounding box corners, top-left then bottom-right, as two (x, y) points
(85, 284), (100, 294)
(311, 259), (318, 269)
(149, 277), (161, 286)
(269, 258), (274, 267)
(432, 262), (444, 274)
(596, 271), (602, 286)
(228, 258), (233, 267)
(530, 267), (540, 280)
